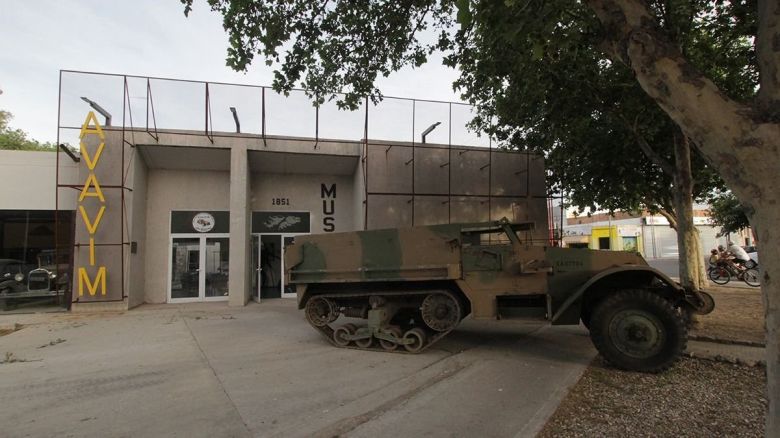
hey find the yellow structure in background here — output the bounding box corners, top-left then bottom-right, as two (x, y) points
(589, 225), (643, 253)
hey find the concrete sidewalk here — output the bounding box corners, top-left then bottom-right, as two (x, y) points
(0, 300), (595, 437)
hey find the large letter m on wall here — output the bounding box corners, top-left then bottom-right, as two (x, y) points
(78, 267), (107, 296)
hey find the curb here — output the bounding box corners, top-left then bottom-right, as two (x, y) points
(684, 350), (766, 368)
(689, 334), (765, 348)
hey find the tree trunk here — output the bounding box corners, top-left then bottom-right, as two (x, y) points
(693, 229), (708, 287)
(752, 207), (780, 434)
(584, 1), (780, 434)
(672, 137), (707, 290)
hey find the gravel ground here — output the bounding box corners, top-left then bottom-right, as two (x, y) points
(538, 356), (766, 437)
(693, 286), (765, 344)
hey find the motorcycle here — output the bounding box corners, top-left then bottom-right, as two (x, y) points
(707, 262), (760, 287)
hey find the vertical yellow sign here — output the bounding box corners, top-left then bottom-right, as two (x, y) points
(77, 111), (108, 296)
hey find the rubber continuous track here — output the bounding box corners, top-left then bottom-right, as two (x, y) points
(306, 289), (461, 354)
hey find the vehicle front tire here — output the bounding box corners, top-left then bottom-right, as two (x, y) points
(589, 289), (686, 373)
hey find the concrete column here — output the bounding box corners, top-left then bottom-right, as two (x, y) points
(229, 145), (251, 306)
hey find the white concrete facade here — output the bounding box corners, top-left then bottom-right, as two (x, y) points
(4, 127), (547, 310)
(0, 150), (78, 210)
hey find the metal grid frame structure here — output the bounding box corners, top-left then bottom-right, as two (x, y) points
(55, 70), (565, 304)
(56, 72), (137, 304)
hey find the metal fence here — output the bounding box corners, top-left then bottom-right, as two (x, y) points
(55, 70), (564, 301)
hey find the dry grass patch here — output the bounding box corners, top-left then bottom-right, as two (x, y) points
(693, 286), (764, 344)
(539, 357), (766, 438)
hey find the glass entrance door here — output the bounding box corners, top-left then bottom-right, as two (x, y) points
(255, 234), (300, 300)
(171, 238), (200, 300)
(204, 238), (229, 298)
(169, 235), (229, 302)
(260, 235), (282, 299)
(282, 236), (296, 297)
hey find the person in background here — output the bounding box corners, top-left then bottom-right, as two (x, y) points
(709, 249), (720, 266)
(713, 244), (740, 271)
(727, 241), (751, 268)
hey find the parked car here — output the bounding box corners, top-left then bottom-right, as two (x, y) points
(0, 259), (36, 295)
(0, 254), (66, 311)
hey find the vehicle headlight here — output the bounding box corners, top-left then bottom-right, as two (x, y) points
(50, 273), (57, 279)
(14, 273), (24, 282)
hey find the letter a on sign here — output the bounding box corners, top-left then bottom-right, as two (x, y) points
(79, 174), (106, 202)
(79, 111), (105, 140)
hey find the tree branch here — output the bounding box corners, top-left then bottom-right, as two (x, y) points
(658, 208), (678, 231)
(584, 0), (779, 210)
(625, 114), (676, 176)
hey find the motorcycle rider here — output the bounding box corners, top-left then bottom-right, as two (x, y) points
(727, 241), (751, 268)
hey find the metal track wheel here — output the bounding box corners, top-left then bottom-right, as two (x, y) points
(403, 328), (426, 353)
(305, 296), (338, 327)
(379, 327), (403, 351)
(421, 292), (461, 332)
(333, 324), (355, 347)
(355, 333), (374, 348)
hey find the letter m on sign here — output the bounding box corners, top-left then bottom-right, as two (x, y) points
(78, 267), (107, 296)
(321, 184), (336, 199)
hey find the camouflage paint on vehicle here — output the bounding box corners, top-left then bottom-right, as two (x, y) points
(287, 219), (712, 371)
(286, 223), (464, 286)
(289, 219), (659, 321)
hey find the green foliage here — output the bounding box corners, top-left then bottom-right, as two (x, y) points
(709, 191), (751, 236)
(0, 110), (9, 130)
(179, 1), (753, 215)
(178, 1), (757, 110)
(181, 0), (454, 109)
(446, 1), (753, 215)
(0, 110), (55, 152)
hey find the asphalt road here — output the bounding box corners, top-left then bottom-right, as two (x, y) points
(647, 257), (758, 289)
(0, 300), (595, 437)
(647, 258), (680, 278)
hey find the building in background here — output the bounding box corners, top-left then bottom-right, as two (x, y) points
(0, 70), (553, 312)
(0, 151), (77, 312)
(560, 207), (753, 259)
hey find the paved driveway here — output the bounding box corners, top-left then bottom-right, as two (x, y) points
(0, 300), (595, 437)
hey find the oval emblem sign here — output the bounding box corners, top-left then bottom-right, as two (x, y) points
(192, 212), (215, 233)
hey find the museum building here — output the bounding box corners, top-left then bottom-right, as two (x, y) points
(0, 71), (549, 312)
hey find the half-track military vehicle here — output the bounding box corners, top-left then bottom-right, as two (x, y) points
(285, 219), (714, 372)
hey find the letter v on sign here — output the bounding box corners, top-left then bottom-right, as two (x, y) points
(80, 140), (105, 170)
(79, 205), (106, 234)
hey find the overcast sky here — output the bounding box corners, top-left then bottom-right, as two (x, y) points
(0, 1), (464, 144)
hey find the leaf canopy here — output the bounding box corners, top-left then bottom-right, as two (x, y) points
(180, 1), (755, 215)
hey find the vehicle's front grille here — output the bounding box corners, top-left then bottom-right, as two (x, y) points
(27, 270), (50, 291)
